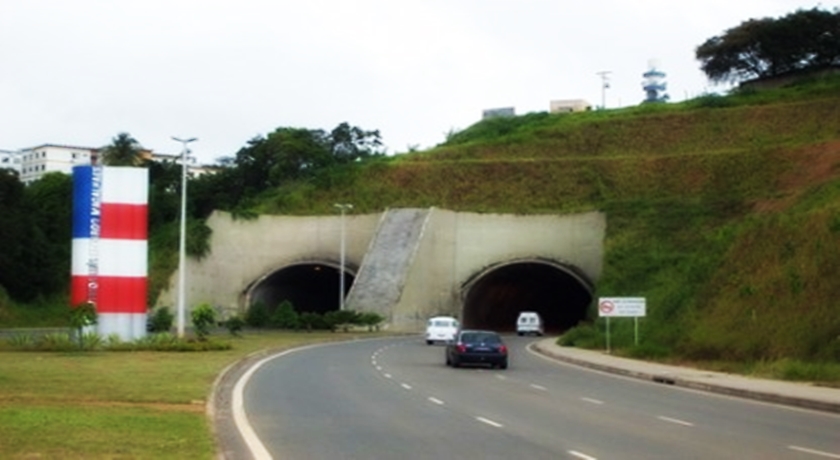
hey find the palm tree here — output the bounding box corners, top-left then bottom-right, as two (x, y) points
(99, 132), (145, 166)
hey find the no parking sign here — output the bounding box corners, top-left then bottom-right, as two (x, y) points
(598, 297), (646, 317)
(598, 297), (646, 352)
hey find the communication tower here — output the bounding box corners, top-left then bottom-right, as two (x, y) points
(642, 60), (669, 103)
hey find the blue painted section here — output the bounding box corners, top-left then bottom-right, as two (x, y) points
(73, 165), (93, 238)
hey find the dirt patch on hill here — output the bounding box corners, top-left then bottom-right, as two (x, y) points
(753, 140), (840, 213)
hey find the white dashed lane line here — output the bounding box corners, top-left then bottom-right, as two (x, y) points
(657, 415), (694, 427)
(383, 373), (392, 379)
(400, 383), (412, 390)
(788, 445), (840, 459)
(529, 384), (547, 391)
(581, 397), (604, 405)
(476, 416), (504, 428)
(428, 397), (445, 405)
(568, 450), (598, 460)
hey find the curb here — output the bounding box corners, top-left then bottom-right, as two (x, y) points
(531, 342), (840, 414)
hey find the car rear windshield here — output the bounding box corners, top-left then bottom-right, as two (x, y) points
(461, 332), (501, 344)
(433, 320), (454, 327)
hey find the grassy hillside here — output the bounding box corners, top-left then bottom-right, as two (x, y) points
(251, 77), (840, 379)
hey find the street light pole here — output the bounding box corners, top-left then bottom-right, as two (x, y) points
(172, 136), (197, 337)
(334, 203), (353, 311)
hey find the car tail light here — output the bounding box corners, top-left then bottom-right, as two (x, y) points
(499, 345), (508, 354)
(456, 344), (467, 353)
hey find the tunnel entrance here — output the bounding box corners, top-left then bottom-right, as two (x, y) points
(247, 263), (355, 314)
(462, 261), (592, 334)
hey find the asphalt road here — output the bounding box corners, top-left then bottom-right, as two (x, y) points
(243, 336), (840, 460)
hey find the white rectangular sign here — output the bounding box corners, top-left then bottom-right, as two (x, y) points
(598, 297), (646, 317)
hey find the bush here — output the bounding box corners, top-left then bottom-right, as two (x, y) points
(223, 315), (245, 336)
(191, 303), (216, 340)
(358, 312), (385, 331)
(558, 323), (601, 348)
(148, 307), (175, 333)
(299, 312), (330, 331)
(270, 301), (300, 329)
(246, 301), (270, 328)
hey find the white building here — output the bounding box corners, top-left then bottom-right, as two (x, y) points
(550, 99), (592, 113)
(19, 144), (97, 185)
(0, 149), (22, 174)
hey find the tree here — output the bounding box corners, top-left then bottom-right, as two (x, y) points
(696, 8), (840, 84)
(100, 132), (145, 166)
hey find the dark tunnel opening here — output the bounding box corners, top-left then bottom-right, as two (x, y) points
(462, 262), (592, 334)
(248, 264), (354, 314)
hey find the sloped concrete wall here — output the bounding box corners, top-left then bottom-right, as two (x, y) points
(392, 209), (605, 330)
(155, 211), (380, 313)
(344, 209), (430, 315)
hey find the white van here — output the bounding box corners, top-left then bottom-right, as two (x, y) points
(516, 311), (543, 336)
(425, 316), (459, 345)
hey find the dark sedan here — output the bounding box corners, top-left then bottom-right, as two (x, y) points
(445, 330), (508, 369)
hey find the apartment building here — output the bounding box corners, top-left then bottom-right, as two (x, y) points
(0, 148), (22, 174)
(18, 144), (97, 185)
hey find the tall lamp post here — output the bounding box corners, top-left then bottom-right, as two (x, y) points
(334, 203), (353, 311)
(172, 136), (197, 337)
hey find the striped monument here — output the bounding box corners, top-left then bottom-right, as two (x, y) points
(71, 165), (149, 341)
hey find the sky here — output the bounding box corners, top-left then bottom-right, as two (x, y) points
(0, 0), (827, 164)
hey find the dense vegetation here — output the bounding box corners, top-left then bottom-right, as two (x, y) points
(231, 75), (840, 377)
(696, 7), (840, 83)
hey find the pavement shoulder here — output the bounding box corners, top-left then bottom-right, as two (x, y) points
(531, 338), (840, 414)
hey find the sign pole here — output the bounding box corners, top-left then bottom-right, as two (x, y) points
(634, 317), (639, 346)
(606, 317), (611, 354)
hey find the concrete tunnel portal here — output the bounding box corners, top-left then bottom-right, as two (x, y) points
(247, 260), (593, 334)
(462, 261), (592, 334)
(247, 263), (355, 315)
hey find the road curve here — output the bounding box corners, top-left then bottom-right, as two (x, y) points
(233, 336), (840, 460)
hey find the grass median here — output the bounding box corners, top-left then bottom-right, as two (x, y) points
(0, 330), (392, 459)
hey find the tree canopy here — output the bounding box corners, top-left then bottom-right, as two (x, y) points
(696, 8), (840, 84)
(99, 132), (145, 166)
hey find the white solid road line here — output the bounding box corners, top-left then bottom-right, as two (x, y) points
(233, 343), (335, 460)
(657, 415), (694, 427)
(476, 416), (504, 428)
(789, 445), (840, 459)
(581, 397), (605, 405)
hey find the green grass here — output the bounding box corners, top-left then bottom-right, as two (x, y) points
(248, 76), (840, 373)
(0, 331), (392, 459)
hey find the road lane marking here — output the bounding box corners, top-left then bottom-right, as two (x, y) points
(581, 397), (604, 405)
(789, 445), (840, 459)
(476, 416), (503, 428)
(428, 397), (445, 405)
(401, 383), (412, 390)
(383, 373), (392, 379)
(529, 384), (547, 391)
(569, 450), (598, 460)
(375, 366), (382, 371)
(657, 416), (694, 427)
(495, 374), (507, 380)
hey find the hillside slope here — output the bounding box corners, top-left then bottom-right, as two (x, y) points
(256, 81), (840, 371)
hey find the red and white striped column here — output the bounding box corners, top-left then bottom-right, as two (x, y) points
(71, 165), (149, 341)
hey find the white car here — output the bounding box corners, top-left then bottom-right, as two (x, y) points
(425, 316), (459, 345)
(516, 311), (544, 336)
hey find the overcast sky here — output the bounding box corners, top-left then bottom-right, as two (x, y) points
(0, 0), (825, 163)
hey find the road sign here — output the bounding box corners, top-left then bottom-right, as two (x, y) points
(598, 297), (646, 317)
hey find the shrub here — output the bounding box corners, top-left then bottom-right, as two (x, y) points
(191, 303), (216, 340)
(246, 301), (270, 328)
(148, 307), (174, 333)
(40, 332), (76, 351)
(270, 301), (300, 330)
(558, 323), (601, 348)
(6, 333), (35, 349)
(358, 312), (385, 331)
(223, 315), (245, 336)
